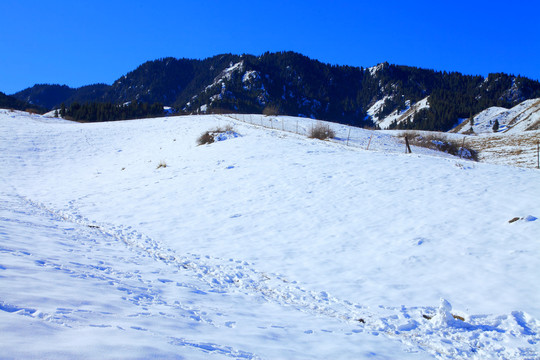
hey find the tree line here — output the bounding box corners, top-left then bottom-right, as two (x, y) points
(61, 101), (164, 122)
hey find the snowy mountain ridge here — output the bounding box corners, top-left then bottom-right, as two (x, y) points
(11, 52), (540, 131)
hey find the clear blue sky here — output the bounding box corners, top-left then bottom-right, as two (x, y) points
(1, 0), (539, 94)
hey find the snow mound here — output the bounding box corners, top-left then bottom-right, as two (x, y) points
(430, 299), (465, 328)
(215, 130), (240, 142)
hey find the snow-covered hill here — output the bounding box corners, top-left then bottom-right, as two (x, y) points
(452, 98), (540, 134)
(369, 96), (430, 129)
(1, 110), (539, 359)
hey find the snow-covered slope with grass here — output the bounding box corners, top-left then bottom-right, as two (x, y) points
(369, 96), (430, 129)
(453, 98), (540, 134)
(1, 110), (540, 359)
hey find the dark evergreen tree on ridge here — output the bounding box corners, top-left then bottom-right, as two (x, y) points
(492, 119), (500, 132)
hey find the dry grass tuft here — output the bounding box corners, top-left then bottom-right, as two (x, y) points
(309, 122), (335, 140)
(156, 160), (167, 169)
(197, 125), (236, 145)
(197, 131), (215, 145)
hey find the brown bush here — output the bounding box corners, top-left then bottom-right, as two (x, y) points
(197, 131), (215, 145)
(197, 125), (236, 145)
(308, 123), (335, 140)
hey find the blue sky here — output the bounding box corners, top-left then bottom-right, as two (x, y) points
(1, 0), (539, 94)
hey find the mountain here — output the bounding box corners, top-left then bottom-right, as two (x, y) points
(0, 91), (44, 112)
(14, 84), (109, 110)
(11, 52), (540, 130)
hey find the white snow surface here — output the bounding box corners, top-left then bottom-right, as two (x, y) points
(1, 109), (540, 359)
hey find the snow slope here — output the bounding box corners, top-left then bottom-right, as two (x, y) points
(368, 97), (430, 129)
(1, 110), (540, 359)
(453, 98), (540, 134)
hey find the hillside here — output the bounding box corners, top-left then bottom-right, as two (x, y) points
(1, 110), (539, 359)
(0, 91), (44, 113)
(451, 97), (540, 134)
(13, 83), (110, 110)
(11, 52), (540, 131)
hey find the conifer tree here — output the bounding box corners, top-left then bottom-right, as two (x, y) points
(492, 119), (499, 132)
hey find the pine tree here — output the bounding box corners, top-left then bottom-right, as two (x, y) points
(492, 119), (499, 132)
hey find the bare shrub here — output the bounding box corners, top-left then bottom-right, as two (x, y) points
(197, 131), (215, 145)
(197, 125), (236, 145)
(309, 123), (335, 140)
(156, 160), (167, 169)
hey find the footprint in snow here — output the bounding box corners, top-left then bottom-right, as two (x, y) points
(130, 326), (148, 331)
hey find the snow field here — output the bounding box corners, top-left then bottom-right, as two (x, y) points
(1, 110), (539, 358)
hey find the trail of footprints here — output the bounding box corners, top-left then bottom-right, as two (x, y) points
(28, 197), (376, 325)
(2, 194), (539, 359)
(1, 194), (261, 358)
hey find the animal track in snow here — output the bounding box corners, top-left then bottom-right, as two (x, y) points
(5, 193), (539, 359)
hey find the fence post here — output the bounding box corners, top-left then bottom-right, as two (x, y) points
(537, 142), (539, 169)
(460, 136), (466, 159)
(346, 128), (351, 146)
(366, 133), (373, 150)
(296, 120), (299, 134)
(405, 136), (412, 153)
